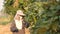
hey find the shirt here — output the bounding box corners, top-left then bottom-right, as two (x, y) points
(15, 20), (22, 30)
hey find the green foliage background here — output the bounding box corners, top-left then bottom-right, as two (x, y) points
(4, 0), (60, 34)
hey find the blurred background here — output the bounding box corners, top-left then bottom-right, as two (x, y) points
(0, 0), (60, 34)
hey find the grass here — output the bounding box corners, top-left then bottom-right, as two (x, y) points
(0, 15), (13, 25)
(0, 22), (9, 25)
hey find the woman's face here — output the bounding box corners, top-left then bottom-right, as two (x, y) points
(19, 16), (23, 20)
(15, 14), (25, 21)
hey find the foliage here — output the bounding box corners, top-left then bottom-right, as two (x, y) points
(4, 0), (60, 34)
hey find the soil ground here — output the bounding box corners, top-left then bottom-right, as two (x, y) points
(0, 23), (30, 34)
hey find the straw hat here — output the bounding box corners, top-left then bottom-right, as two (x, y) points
(16, 10), (25, 16)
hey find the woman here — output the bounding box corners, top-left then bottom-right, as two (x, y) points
(10, 10), (29, 34)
